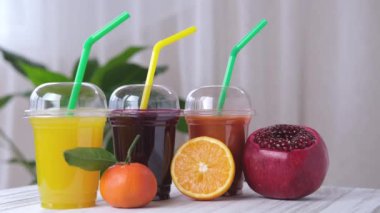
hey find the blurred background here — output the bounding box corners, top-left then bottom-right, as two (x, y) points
(0, 0), (379, 189)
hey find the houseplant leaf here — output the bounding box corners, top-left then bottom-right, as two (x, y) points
(0, 47), (47, 78)
(177, 98), (188, 133)
(0, 95), (12, 109)
(103, 127), (114, 153)
(8, 158), (36, 169)
(16, 60), (70, 86)
(90, 46), (146, 85)
(71, 59), (100, 81)
(0, 91), (33, 109)
(99, 63), (167, 97)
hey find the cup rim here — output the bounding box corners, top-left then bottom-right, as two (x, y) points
(183, 109), (254, 116)
(110, 84), (178, 97)
(187, 84), (249, 91)
(109, 84), (179, 110)
(25, 108), (108, 118)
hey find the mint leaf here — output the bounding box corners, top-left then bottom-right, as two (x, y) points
(64, 148), (116, 174)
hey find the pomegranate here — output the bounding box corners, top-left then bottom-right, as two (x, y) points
(243, 124), (329, 199)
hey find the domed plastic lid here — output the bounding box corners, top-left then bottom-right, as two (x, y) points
(109, 84), (179, 110)
(25, 82), (107, 117)
(184, 85), (252, 115)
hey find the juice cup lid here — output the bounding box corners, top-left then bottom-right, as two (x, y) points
(25, 82), (107, 117)
(184, 85), (253, 116)
(109, 84), (179, 111)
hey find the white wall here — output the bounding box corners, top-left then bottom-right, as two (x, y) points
(0, 0), (380, 188)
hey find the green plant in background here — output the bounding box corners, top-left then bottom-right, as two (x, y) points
(0, 46), (188, 184)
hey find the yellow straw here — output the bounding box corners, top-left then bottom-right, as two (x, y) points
(140, 26), (197, 109)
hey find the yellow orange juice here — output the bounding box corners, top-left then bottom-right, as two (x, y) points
(29, 116), (105, 209)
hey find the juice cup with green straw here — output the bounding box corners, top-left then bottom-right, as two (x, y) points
(184, 19), (267, 196)
(68, 12), (131, 110)
(25, 12), (130, 209)
(108, 26), (196, 200)
(217, 19), (268, 111)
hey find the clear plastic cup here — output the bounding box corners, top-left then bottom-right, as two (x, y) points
(108, 84), (180, 200)
(184, 85), (253, 196)
(25, 82), (107, 209)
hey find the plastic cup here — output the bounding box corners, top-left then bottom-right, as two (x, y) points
(184, 85), (252, 196)
(25, 82), (107, 209)
(108, 84), (180, 200)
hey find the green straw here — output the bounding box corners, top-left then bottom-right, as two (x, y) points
(68, 11), (131, 110)
(217, 19), (267, 112)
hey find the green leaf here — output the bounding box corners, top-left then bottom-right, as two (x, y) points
(0, 91), (33, 109)
(8, 159), (36, 171)
(71, 59), (100, 81)
(100, 63), (167, 98)
(0, 47), (47, 78)
(90, 46), (146, 85)
(105, 137), (114, 154)
(17, 60), (70, 86)
(105, 46), (146, 69)
(0, 95), (12, 109)
(154, 65), (168, 76)
(177, 117), (188, 133)
(21, 90), (32, 97)
(179, 98), (186, 109)
(177, 98), (188, 133)
(103, 126), (114, 154)
(64, 147), (116, 174)
(30, 178), (37, 185)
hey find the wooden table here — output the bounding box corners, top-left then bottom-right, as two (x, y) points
(1, 183), (379, 212)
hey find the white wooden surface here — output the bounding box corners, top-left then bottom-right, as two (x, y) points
(0, 183), (380, 213)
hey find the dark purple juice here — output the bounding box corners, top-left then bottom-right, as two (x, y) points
(108, 109), (180, 200)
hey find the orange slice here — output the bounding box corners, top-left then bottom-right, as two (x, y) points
(171, 136), (235, 200)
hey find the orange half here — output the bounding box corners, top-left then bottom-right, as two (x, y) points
(171, 136), (235, 200)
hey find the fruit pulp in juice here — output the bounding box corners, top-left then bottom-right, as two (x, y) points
(30, 117), (105, 209)
(108, 109), (179, 200)
(185, 114), (251, 196)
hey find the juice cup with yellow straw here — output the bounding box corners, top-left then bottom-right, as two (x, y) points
(25, 12), (130, 209)
(108, 27), (196, 200)
(184, 19), (267, 195)
(139, 26), (197, 109)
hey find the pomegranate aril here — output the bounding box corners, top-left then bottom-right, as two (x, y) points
(253, 124), (316, 152)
